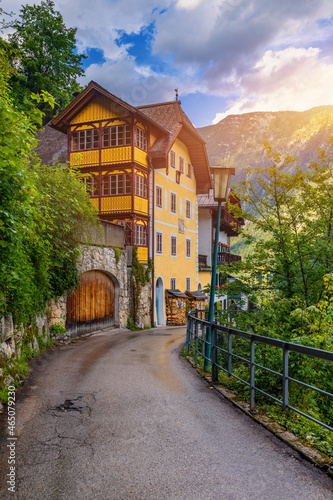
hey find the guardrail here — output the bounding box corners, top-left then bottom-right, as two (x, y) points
(186, 309), (333, 431)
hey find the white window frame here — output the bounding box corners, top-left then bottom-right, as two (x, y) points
(135, 174), (147, 198)
(156, 185), (162, 209)
(185, 199), (191, 219)
(186, 237), (191, 258)
(171, 235), (177, 257)
(170, 192), (176, 214)
(179, 156), (184, 174)
(135, 224), (147, 246)
(134, 126), (147, 151)
(170, 150), (176, 169)
(170, 278), (176, 290)
(186, 277), (191, 291)
(156, 231), (163, 254)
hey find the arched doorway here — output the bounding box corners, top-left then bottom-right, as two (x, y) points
(155, 276), (165, 325)
(66, 270), (116, 335)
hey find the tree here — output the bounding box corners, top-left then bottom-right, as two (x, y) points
(226, 140), (333, 308)
(7, 0), (86, 123)
(0, 48), (98, 325)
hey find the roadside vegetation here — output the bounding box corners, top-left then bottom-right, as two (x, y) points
(202, 140), (333, 457)
(0, 4), (98, 404)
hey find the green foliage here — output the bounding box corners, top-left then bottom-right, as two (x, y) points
(49, 322), (67, 335)
(5, 0), (86, 123)
(0, 322), (55, 404)
(114, 247), (122, 264)
(127, 318), (144, 331)
(131, 246), (153, 322)
(0, 49), (99, 325)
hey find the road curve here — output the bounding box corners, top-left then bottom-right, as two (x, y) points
(0, 326), (332, 500)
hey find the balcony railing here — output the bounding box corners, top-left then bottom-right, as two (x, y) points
(216, 252), (241, 265)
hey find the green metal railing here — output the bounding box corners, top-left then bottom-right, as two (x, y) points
(186, 309), (333, 431)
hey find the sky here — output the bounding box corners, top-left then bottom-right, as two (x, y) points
(1, 0), (333, 127)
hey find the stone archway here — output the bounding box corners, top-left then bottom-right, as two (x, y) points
(66, 270), (117, 335)
(155, 276), (165, 325)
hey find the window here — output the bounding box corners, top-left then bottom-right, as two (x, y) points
(186, 277), (191, 291)
(170, 278), (176, 290)
(102, 176), (110, 196)
(135, 224), (147, 246)
(187, 162), (192, 178)
(171, 236), (177, 256)
(109, 174), (131, 196)
(170, 150), (176, 169)
(71, 129), (99, 151)
(179, 156), (184, 174)
(135, 174), (147, 198)
(170, 192), (176, 214)
(103, 124), (131, 148)
(185, 199), (191, 219)
(83, 176), (99, 197)
(156, 186), (162, 208)
(134, 126), (147, 151)
(186, 238), (191, 258)
(156, 232), (163, 254)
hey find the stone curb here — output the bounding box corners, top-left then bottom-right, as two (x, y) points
(185, 355), (333, 479)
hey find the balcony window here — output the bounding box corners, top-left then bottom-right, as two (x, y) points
(83, 176), (99, 197)
(72, 129), (99, 151)
(135, 174), (147, 198)
(135, 224), (147, 246)
(109, 173), (131, 196)
(134, 126), (147, 151)
(103, 124), (131, 148)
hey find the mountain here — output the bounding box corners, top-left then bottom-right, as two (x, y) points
(198, 106), (333, 257)
(198, 106), (333, 185)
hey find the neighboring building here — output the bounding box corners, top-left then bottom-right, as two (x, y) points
(198, 190), (243, 309)
(50, 81), (212, 326)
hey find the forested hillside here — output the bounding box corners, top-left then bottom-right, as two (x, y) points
(198, 106), (333, 185)
(198, 106), (333, 256)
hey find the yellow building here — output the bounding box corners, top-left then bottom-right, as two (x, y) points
(51, 81), (211, 325)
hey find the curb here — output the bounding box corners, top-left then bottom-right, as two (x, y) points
(185, 354), (333, 479)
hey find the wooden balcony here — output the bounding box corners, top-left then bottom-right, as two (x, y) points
(199, 252), (241, 269)
(216, 252), (241, 265)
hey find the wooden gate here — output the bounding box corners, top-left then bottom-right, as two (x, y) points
(66, 270), (115, 335)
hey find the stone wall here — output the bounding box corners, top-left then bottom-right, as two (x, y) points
(0, 315), (50, 361)
(49, 244), (152, 335)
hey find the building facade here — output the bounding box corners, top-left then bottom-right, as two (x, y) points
(51, 81), (212, 325)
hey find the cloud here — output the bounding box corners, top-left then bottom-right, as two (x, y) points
(212, 47), (333, 122)
(81, 55), (197, 107)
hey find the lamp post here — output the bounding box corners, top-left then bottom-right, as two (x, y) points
(204, 167), (235, 372)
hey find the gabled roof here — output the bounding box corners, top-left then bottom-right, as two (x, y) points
(138, 101), (212, 193)
(51, 82), (212, 193)
(51, 80), (169, 135)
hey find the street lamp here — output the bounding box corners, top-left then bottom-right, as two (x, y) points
(204, 167), (235, 372)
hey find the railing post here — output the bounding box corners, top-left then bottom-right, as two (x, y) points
(194, 320), (199, 366)
(282, 345), (289, 411)
(202, 325), (206, 359)
(185, 313), (191, 353)
(211, 323), (218, 383)
(250, 337), (255, 413)
(227, 329), (232, 376)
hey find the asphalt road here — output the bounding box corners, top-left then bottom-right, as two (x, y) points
(0, 326), (333, 500)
